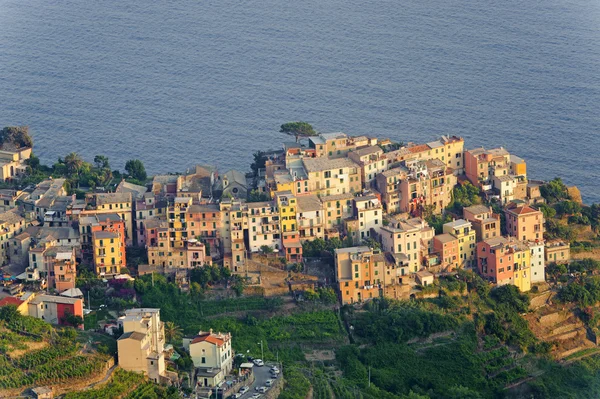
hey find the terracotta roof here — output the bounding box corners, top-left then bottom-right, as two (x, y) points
(407, 144), (430, 154)
(191, 333), (225, 347)
(505, 205), (540, 216)
(0, 297), (24, 307)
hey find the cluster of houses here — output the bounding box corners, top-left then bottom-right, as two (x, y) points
(0, 131), (572, 315)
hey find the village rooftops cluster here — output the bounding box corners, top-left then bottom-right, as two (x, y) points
(0, 130), (572, 312)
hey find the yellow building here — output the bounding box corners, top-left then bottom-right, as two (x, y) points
(443, 219), (477, 269)
(168, 197), (192, 249)
(335, 246), (387, 304)
(512, 243), (531, 292)
(320, 193), (354, 231)
(274, 191), (297, 233)
(89, 192), (133, 245)
(93, 230), (124, 276)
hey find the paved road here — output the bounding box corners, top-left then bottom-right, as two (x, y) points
(236, 361), (281, 398)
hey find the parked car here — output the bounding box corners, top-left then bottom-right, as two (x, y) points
(258, 386), (269, 393)
(265, 379), (274, 387)
(253, 358), (264, 367)
(247, 356), (254, 362)
(270, 368), (280, 376)
(239, 386), (249, 394)
(231, 394), (242, 399)
(251, 394), (262, 399)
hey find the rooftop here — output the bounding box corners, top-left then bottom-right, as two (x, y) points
(463, 204), (492, 216)
(30, 294), (82, 306)
(95, 192), (132, 205)
(296, 195), (322, 212)
(351, 145), (382, 157)
(435, 233), (457, 244)
(334, 246), (370, 254)
(444, 219), (472, 229)
(302, 157), (358, 173)
(93, 231), (119, 239)
(505, 205), (541, 216)
(118, 331), (146, 341)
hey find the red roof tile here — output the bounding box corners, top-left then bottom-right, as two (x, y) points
(191, 334), (225, 347)
(0, 297), (24, 307)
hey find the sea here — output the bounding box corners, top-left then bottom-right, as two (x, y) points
(1, 0), (599, 203)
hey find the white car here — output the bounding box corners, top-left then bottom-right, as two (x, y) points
(265, 379), (274, 387)
(270, 368), (280, 376)
(258, 387), (269, 393)
(239, 386), (249, 394)
(251, 394), (262, 399)
(253, 359), (264, 367)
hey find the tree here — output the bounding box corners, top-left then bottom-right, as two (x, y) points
(93, 155), (110, 170)
(250, 151), (267, 176)
(555, 200), (582, 217)
(260, 245), (274, 254)
(280, 122), (317, 142)
(247, 189), (270, 203)
(0, 304), (20, 323)
(0, 126), (33, 148)
(164, 321), (183, 343)
(536, 203), (556, 220)
(125, 159), (147, 181)
(64, 152), (84, 178)
(540, 178), (570, 203)
(448, 182), (481, 213)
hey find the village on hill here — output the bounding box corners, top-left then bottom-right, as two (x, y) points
(0, 124), (599, 398)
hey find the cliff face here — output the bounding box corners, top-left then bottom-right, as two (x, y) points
(567, 186), (583, 204)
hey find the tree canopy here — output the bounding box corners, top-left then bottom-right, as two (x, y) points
(125, 159), (147, 182)
(0, 126), (33, 149)
(280, 122), (317, 142)
(540, 178), (570, 203)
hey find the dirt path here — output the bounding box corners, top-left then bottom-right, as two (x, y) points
(81, 364), (118, 390)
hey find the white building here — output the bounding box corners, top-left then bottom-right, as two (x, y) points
(353, 195), (382, 240)
(247, 201), (281, 253)
(528, 241), (545, 283)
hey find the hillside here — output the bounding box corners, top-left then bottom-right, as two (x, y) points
(0, 305), (114, 397)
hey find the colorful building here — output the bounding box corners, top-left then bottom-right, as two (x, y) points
(28, 295), (84, 329)
(302, 157), (361, 196)
(505, 204), (544, 241)
(442, 219), (476, 269)
(477, 236), (532, 291)
(463, 205), (501, 242)
(335, 246), (388, 304)
(93, 230), (125, 276)
(433, 233), (459, 272)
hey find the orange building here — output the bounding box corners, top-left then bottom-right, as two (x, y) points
(505, 204), (544, 241)
(433, 233), (459, 271)
(335, 246), (387, 304)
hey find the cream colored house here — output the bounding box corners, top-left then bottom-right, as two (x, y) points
(302, 157), (361, 196)
(87, 192), (133, 245)
(347, 146), (388, 188)
(117, 308), (167, 383)
(184, 330), (233, 388)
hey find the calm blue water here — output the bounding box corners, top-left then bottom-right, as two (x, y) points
(1, 0), (599, 203)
